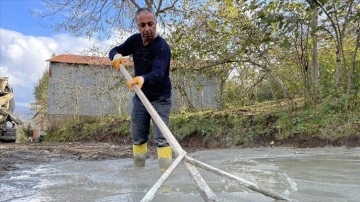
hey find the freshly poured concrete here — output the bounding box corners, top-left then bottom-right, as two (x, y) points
(1, 147), (359, 202)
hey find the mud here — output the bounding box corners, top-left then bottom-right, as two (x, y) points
(0, 141), (204, 177)
(1, 132), (359, 178)
(0, 142), (131, 177)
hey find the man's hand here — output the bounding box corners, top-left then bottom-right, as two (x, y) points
(112, 54), (126, 71)
(126, 76), (144, 90)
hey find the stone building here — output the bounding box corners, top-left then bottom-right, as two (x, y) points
(47, 54), (219, 128)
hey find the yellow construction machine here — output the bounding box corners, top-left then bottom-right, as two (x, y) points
(0, 77), (23, 142)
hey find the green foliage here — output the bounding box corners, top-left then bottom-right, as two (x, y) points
(276, 110), (319, 139)
(43, 101), (360, 148)
(275, 105), (360, 141)
(170, 111), (223, 140)
(45, 117), (130, 142)
(35, 0), (360, 147)
(35, 0), (359, 114)
(319, 95), (347, 114)
(32, 69), (49, 115)
(16, 124), (34, 143)
(224, 81), (247, 106)
(171, 104), (359, 147)
(22, 124), (34, 138)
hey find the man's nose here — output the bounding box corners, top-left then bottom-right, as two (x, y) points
(144, 25), (151, 31)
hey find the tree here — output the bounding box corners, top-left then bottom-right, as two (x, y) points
(170, 1), (297, 108)
(309, 2), (320, 102)
(31, 69), (49, 125)
(36, 0), (360, 112)
(345, 26), (360, 109)
(36, 0), (190, 38)
(254, 0), (360, 109)
(311, 0), (359, 90)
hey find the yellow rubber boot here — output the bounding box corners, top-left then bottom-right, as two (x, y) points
(133, 143), (148, 167)
(157, 146), (173, 172)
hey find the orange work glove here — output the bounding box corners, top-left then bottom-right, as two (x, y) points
(112, 53), (126, 71)
(126, 76), (144, 91)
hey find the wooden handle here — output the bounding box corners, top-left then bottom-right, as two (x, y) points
(119, 65), (186, 156)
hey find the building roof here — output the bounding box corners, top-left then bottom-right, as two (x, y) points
(47, 54), (133, 66)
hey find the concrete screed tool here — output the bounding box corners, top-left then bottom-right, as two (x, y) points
(119, 65), (291, 202)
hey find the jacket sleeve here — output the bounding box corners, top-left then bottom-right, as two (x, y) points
(108, 35), (134, 60)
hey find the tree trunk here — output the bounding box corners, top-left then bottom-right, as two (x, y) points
(310, 4), (320, 103)
(345, 29), (360, 110)
(177, 85), (195, 110)
(267, 72), (295, 110)
(335, 45), (342, 88)
(217, 77), (226, 109)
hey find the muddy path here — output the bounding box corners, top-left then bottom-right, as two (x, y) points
(0, 142), (133, 177)
(2, 132), (358, 178)
(0, 142), (202, 177)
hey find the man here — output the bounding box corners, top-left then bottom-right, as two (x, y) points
(108, 8), (172, 171)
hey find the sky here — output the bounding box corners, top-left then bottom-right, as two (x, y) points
(0, 0), (128, 121)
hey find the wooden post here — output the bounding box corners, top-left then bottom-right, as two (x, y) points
(119, 66), (185, 156)
(184, 162), (219, 201)
(120, 66), (218, 201)
(141, 152), (187, 202)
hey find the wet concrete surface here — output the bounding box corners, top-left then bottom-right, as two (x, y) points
(1, 146), (360, 202)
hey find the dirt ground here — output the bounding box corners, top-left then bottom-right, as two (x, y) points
(1, 132), (359, 177)
(0, 142), (131, 177)
(0, 141), (205, 177)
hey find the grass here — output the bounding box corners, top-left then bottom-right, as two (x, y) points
(43, 99), (360, 148)
(45, 116), (130, 142)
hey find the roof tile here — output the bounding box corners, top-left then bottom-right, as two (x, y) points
(47, 54), (133, 66)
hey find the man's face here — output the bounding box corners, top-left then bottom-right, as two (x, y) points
(137, 11), (157, 44)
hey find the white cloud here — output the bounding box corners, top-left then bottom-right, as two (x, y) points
(0, 28), (121, 111)
(0, 29), (50, 110)
(0, 27), (136, 120)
